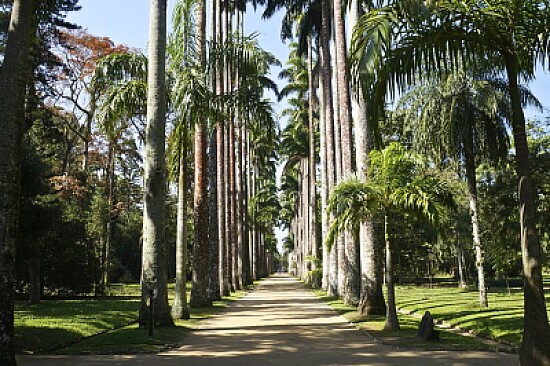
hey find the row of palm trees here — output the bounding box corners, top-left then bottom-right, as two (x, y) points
(276, 1), (549, 365)
(0, 0), (282, 364)
(135, 0), (283, 324)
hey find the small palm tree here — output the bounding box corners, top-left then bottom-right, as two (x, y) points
(327, 142), (456, 330)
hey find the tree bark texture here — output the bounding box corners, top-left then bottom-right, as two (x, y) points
(172, 150), (190, 319)
(190, 119), (212, 307)
(383, 217), (399, 331)
(505, 56), (550, 366)
(348, 0), (385, 315)
(0, 2), (33, 361)
(208, 129), (221, 300)
(321, 0), (338, 297)
(140, 0), (173, 327)
(464, 124), (487, 307)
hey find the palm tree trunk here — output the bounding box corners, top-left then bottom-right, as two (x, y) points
(209, 128), (222, 300)
(190, 0), (211, 309)
(321, 0), (338, 297)
(318, 58), (329, 291)
(307, 33), (318, 286)
(383, 216), (399, 331)
(172, 149), (191, 319)
(103, 141), (116, 292)
(0, 1), (32, 361)
(333, 0), (358, 306)
(302, 159), (309, 281)
(215, 0), (229, 298)
(464, 123), (487, 307)
(229, 117), (240, 290)
(235, 119), (244, 288)
(505, 56), (550, 366)
(140, 0), (173, 327)
(329, 14), (346, 298)
(224, 123), (234, 291)
(241, 120), (251, 286)
(190, 118), (212, 307)
(348, 0), (385, 315)
(456, 229), (467, 289)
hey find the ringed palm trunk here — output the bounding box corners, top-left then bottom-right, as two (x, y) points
(102, 140), (116, 293)
(320, 0), (338, 297)
(172, 149), (191, 319)
(383, 216), (399, 331)
(190, 119), (212, 307)
(318, 54), (329, 291)
(331, 36), (344, 297)
(190, 0), (211, 308)
(456, 229), (467, 289)
(349, 0), (385, 315)
(505, 56), (550, 366)
(215, 0), (229, 297)
(225, 123), (234, 291)
(209, 129), (221, 300)
(229, 117), (240, 290)
(333, 0), (359, 306)
(140, 0), (173, 327)
(464, 123), (487, 307)
(0, 0), (32, 363)
(307, 34), (318, 285)
(241, 120), (251, 286)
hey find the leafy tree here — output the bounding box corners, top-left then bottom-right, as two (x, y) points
(351, 2), (550, 362)
(327, 142), (455, 330)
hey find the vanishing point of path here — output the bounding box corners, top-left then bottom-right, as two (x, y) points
(19, 274), (516, 366)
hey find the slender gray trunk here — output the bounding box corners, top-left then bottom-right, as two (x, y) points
(464, 129), (487, 307)
(140, 0), (173, 327)
(321, 0), (338, 297)
(383, 216), (399, 331)
(172, 150), (190, 319)
(348, 0), (385, 314)
(456, 229), (467, 289)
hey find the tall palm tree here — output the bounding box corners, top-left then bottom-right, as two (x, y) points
(351, 2), (550, 362)
(394, 69), (541, 307)
(332, 0), (358, 307)
(168, 0), (197, 317)
(189, 0), (212, 308)
(0, 0), (33, 363)
(347, 0), (385, 315)
(327, 142), (456, 331)
(140, 0), (173, 327)
(92, 51), (148, 295)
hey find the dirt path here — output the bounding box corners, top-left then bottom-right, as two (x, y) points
(18, 275), (517, 365)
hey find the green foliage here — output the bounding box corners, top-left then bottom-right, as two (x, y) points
(326, 142), (457, 251)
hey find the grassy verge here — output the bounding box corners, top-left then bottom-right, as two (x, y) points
(395, 285), (550, 346)
(314, 290), (498, 352)
(15, 284), (247, 355)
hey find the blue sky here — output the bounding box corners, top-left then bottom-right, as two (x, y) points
(67, 0), (290, 106)
(67, 0), (549, 118)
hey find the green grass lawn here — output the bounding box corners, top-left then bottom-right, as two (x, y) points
(394, 285), (550, 346)
(314, 290), (496, 352)
(15, 283), (247, 355)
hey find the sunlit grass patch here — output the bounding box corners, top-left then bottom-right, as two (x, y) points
(15, 283), (248, 355)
